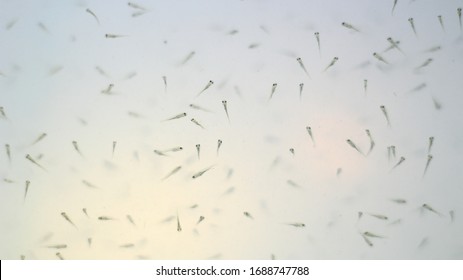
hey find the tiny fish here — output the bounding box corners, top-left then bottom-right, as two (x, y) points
(217, 139), (223, 156)
(196, 144), (201, 160)
(346, 139), (363, 155)
(126, 215), (136, 226)
(192, 165), (214, 179)
(25, 154), (47, 171)
(323, 57), (339, 72)
(222, 101), (230, 123)
(197, 80), (214, 97)
(162, 166), (182, 181)
(422, 154), (433, 177)
(373, 52), (389, 64)
(61, 212), (77, 228)
(299, 83), (304, 99)
(269, 83), (278, 100)
(314, 32), (321, 54)
(380, 105), (391, 127)
(24, 180), (30, 201)
(191, 118), (205, 129)
(163, 112), (187, 121)
(363, 231), (385, 238)
(105, 34), (126, 38)
(243, 211), (254, 219)
(72, 141), (84, 157)
(179, 51), (195, 65)
(85, 8), (99, 24)
(296, 58), (310, 77)
(408, 18), (417, 36)
(342, 22), (360, 32)
(197, 216), (205, 225)
(390, 156), (405, 171)
(98, 216), (115, 221)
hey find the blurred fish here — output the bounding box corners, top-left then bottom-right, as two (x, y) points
(101, 83), (114, 94)
(162, 166), (182, 181)
(191, 118), (205, 129)
(120, 243), (134, 248)
(364, 79), (368, 94)
(163, 112), (187, 121)
(82, 180), (98, 189)
(25, 154), (47, 171)
(289, 148), (295, 156)
(222, 100), (230, 123)
(408, 18), (417, 36)
(128, 2), (147, 10)
(5, 18), (18, 30)
(380, 105), (391, 127)
(46, 244), (67, 249)
(61, 212), (77, 228)
(458, 8), (462, 31)
(391, 0), (398, 15)
(153, 150), (168, 156)
(296, 58), (310, 77)
(162, 76), (167, 92)
(177, 212), (182, 232)
(362, 234), (373, 247)
(37, 22), (49, 33)
(98, 216), (115, 221)
(127, 215), (136, 226)
(363, 231), (385, 238)
(5, 144), (11, 163)
(432, 97), (442, 110)
(243, 212), (254, 219)
(82, 208), (89, 217)
(0, 106), (8, 119)
(438, 15), (445, 32)
(449, 210), (455, 223)
(269, 83), (278, 100)
(383, 39), (401, 53)
(48, 65), (63, 76)
(88, 238), (92, 247)
(24, 180), (30, 201)
(336, 168), (342, 177)
(358, 212), (363, 220)
(72, 141), (84, 157)
(365, 129), (375, 155)
(85, 8), (99, 24)
(217, 139), (223, 156)
(31, 133), (47, 145)
(323, 57), (339, 72)
(342, 22), (360, 32)
(3, 178), (14, 183)
(20, 255), (25, 260)
(390, 198), (407, 204)
(112, 141), (117, 157)
(387, 37), (404, 54)
(56, 252), (64, 260)
(95, 66), (108, 77)
(421, 204), (442, 216)
(287, 180), (301, 188)
(373, 52), (389, 64)
(197, 216), (205, 225)
(179, 51), (195, 65)
(197, 80), (214, 97)
(422, 154), (433, 177)
(369, 213), (388, 220)
(105, 34), (126, 38)
(299, 83), (304, 99)
(415, 58), (433, 70)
